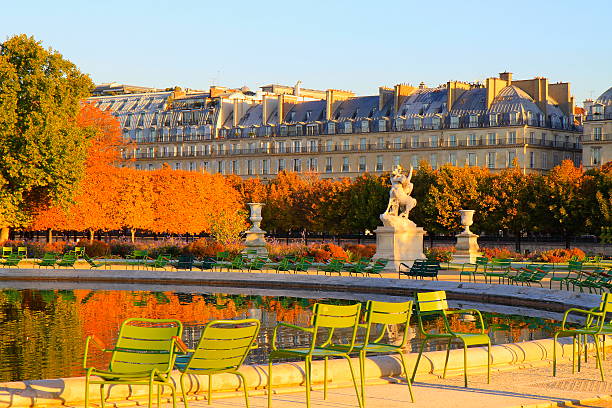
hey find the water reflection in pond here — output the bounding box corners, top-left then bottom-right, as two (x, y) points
(0, 289), (563, 382)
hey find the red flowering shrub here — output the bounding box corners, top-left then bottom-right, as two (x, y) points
(344, 244), (376, 260)
(537, 248), (585, 263)
(77, 239), (110, 257)
(481, 247), (524, 260)
(425, 246), (456, 262)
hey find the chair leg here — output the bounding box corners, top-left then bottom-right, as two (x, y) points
(572, 336), (577, 374)
(85, 375), (90, 408)
(208, 375), (212, 405)
(267, 359), (273, 408)
(157, 384), (161, 408)
(180, 374), (189, 408)
(463, 343), (469, 387)
(358, 351), (366, 406)
(593, 334), (605, 381)
(237, 372), (250, 408)
(344, 355), (364, 408)
(411, 339), (428, 383)
(323, 357), (328, 400)
(577, 334), (582, 372)
(398, 352), (415, 403)
(305, 356), (311, 408)
(148, 379), (154, 408)
(442, 338), (452, 379)
(99, 384), (105, 408)
(487, 341), (491, 384)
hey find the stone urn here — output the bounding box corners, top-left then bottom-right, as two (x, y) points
(459, 209), (475, 235)
(247, 203), (264, 232)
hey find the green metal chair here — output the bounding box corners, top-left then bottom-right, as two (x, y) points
(460, 256), (488, 282)
(364, 258), (388, 277)
(83, 318), (183, 408)
(293, 257), (314, 274)
(411, 290), (491, 388)
(553, 292), (612, 381)
(316, 258), (345, 275)
(331, 300), (414, 406)
(174, 319), (260, 408)
(1, 253), (22, 268)
(274, 257), (293, 273)
(83, 254), (107, 269)
(268, 303), (363, 408)
(36, 252), (58, 268)
(212, 251), (230, 271)
(16, 246), (27, 258)
(56, 252), (78, 268)
(2, 247), (12, 259)
(127, 249), (150, 269)
(72, 246), (86, 257)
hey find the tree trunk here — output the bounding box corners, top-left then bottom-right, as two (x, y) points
(89, 229), (94, 244)
(0, 227), (9, 243)
(47, 228), (53, 244)
(130, 229), (136, 243)
(515, 231), (521, 253)
(565, 231), (571, 249)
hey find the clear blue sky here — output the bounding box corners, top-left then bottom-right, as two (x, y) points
(1, 0), (611, 104)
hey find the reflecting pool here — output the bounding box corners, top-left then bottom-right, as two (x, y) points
(0, 288), (565, 382)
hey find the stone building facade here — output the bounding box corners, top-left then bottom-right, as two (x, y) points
(87, 73), (582, 179)
(582, 87), (612, 169)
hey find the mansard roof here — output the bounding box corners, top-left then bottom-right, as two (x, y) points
(596, 86), (612, 106)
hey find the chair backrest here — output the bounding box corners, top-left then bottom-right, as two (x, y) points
(111, 318), (182, 374)
(364, 300), (413, 348)
(181, 319), (260, 374)
(311, 303), (361, 352)
(416, 290), (448, 312)
(42, 252), (56, 260)
(216, 251), (229, 261)
(132, 250), (148, 258)
(475, 257), (489, 266)
(568, 260), (583, 272)
(2, 247), (12, 257)
(16, 247), (27, 257)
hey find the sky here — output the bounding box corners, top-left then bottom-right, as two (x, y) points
(1, 0), (611, 104)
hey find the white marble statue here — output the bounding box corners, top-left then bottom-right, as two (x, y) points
(381, 165), (417, 228)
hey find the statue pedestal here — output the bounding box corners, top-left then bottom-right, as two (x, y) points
(243, 229), (268, 258)
(451, 232), (480, 264)
(374, 225), (426, 272)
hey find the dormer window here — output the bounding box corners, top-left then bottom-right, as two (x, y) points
(151, 112), (158, 126)
(361, 120), (369, 133)
(344, 121), (353, 133)
(305, 110), (312, 121)
(539, 114), (546, 127)
(280, 125), (288, 136)
(469, 115), (478, 128)
(137, 113), (145, 127)
(489, 114), (497, 126)
(414, 117), (422, 130)
(327, 122), (336, 134)
(288, 111), (296, 122)
(395, 118), (404, 131)
(594, 105), (604, 115)
(378, 119), (387, 132)
(509, 112), (518, 125)
(432, 116), (441, 129)
(125, 114), (132, 127)
(450, 116), (459, 129)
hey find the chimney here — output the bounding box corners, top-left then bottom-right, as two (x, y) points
(446, 81), (471, 112)
(499, 72), (513, 84)
(278, 94), (285, 124)
(378, 87), (393, 112)
(393, 84), (416, 116)
(325, 90), (336, 120)
(485, 76), (511, 108)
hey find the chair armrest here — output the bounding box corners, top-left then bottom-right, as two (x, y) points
(271, 322), (314, 351)
(172, 336), (189, 353)
(446, 309), (486, 333)
(83, 335), (109, 369)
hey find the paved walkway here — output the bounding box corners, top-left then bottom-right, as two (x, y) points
(136, 362), (612, 408)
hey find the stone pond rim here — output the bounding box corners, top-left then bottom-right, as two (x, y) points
(0, 268), (600, 313)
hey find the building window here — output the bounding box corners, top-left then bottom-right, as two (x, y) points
(280, 125), (288, 136)
(293, 158), (302, 172)
(449, 134), (457, 147)
(395, 118), (404, 131)
(377, 137), (385, 148)
(594, 127), (602, 141)
(489, 114), (497, 126)
(359, 156), (366, 172)
(148, 163), (153, 171)
(413, 117), (422, 130)
(175, 162), (181, 170)
(262, 159), (270, 175)
(411, 135), (418, 148)
(507, 151), (516, 167)
(305, 110), (312, 121)
(487, 152), (496, 169)
(278, 158), (285, 172)
(467, 153), (477, 166)
(306, 125), (317, 135)
(529, 131), (535, 144)
(411, 155), (418, 168)
(448, 152), (457, 166)
(430, 135), (438, 147)
(376, 155), (383, 171)
(247, 160), (254, 175)
(469, 115), (478, 127)
(430, 153), (437, 169)
(378, 119), (386, 132)
(125, 114), (133, 127)
(230, 160), (239, 174)
(326, 140), (333, 152)
(487, 133), (496, 145)
(277, 141), (286, 153)
(309, 139), (317, 152)
(541, 152), (548, 169)
(432, 116), (441, 129)
(468, 133), (477, 146)
(218, 161), (225, 174)
(344, 121), (353, 133)
(326, 157), (333, 173)
(509, 112), (518, 125)
(293, 140), (301, 153)
(361, 120), (369, 132)
(394, 137), (403, 149)
(592, 147), (602, 166)
(342, 157), (350, 172)
(151, 112), (158, 126)
(135, 164), (141, 170)
(343, 139), (350, 151)
(327, 122), (336, 134)
(508, 131), (517, 144)
(359, 138), (367, 150)
(202, 161), (209, 171)
(307, 157), (318, 171)
(529, 151), (535, 169)
(450, 116), (459, 128)
(394, 155), (401, 167)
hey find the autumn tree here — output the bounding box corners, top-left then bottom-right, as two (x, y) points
(0, 35), (93, 241)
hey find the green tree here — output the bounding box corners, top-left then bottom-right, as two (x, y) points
(0, 35), (93, 241)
